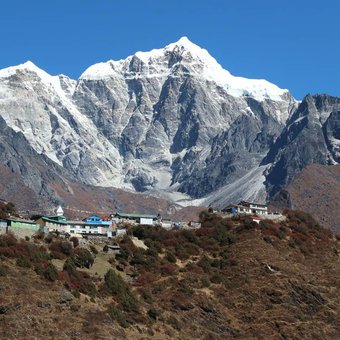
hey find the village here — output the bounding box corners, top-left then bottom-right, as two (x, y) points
(0, 200), (284, 240)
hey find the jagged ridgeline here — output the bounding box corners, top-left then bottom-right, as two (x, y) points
(0, 37), (339, 208)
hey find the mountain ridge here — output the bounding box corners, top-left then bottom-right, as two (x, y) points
(0, 37), (338, 215)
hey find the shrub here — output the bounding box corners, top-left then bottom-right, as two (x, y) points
(139, 288), (153, 304)
(0, 233), (17, 247)
(103, 245), (109, 252)
(16, 256), (32, 268)
(160, 263), (177, 276)
(0, 265), (8, 277)
(63, 258), (78, 277)
(70, 237), (79, 248)
(60, 241), (73, 255)
(214, 225), (235, 246)
(43, 263), (58, 282)
(72, 289), (81, 298)
(104, 269), (139, 313)
(33, 231), (45, 240)
(34, 262), (44, 276)
(49, 240), (73, 258)
(78, 277), (97, 297)
(201, 276), (210, 288)
(148, 308), (159, 320)
(259, 220), (269, 229)
(263, 236), (272, 244)
(44, 233), (53, 244)
(89, 245), (98, 255)
(165, 252), (177, 263)
(229, 259), (238, 266)
(130, 248), (146, 266)
(167, 315), (181, 331)
(107, 305), (129, 328)
(210, 273), (224, 284)
(73, 248), (94, 268)
(197, 255), (211, 273)
(135, 272), (157, 286)
(180, 229), (198, 244)
(174, 244), (190, 260)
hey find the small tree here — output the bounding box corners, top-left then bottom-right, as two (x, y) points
(70, 237), (79, 248)
(73, 248), (94, 268)
(43, 263), (58, 282)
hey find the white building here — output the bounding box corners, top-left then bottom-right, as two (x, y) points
(222, 201), (268, 216)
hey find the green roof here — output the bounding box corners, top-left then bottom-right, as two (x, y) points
(7, 218), (37, 225)
(41, 216), (68, 225)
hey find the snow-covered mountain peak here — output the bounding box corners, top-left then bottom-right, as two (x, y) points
(166, 36), (222, 63)
(0, 61), (78, 100)
(0, 60), (44, 78)
(0, 60), (57, 85)
(79, 38), (291, 102)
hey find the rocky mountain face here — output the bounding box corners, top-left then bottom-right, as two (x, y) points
(0, 37), (339, 210)
(263, 94), (340, 197)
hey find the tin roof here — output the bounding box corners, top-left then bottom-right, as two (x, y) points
(115, 212), (159, 219)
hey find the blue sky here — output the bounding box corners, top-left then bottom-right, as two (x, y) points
(1, 0), (339, 99)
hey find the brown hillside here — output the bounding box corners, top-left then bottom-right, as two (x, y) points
(0, 166), (204, 222)
(0, 212), (339, 339)
(270, 164), (340, 232)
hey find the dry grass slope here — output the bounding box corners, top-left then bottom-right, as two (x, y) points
(0, 211), (339, 339)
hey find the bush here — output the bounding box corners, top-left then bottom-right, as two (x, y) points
(33, 231), (45, 240)
(148, 308), (159, 320)
(16, 256), (32, 268)
(89, 245), (98, 255)
(180, 229), (198, 244)
(0, 233), (17, 247)
(63, 258), (78, 277)
(73, 248), (94, 268)
(70, 237), (79, 248)
(165, 252), (177, 263)
(60, 241), (73, 255)
(0, 265), (8, 277)
(139, 288), (153, 304)
(72, 289), (81, 298)
(197, 255), (211, 273)
(44, 233), (53, 244)
(49, 240), (73, 258)
(210, 273), (224, 284)
(130, 248), (146, 266)
(160, 263), (177, 276)
(174, 244), (190, 260)
(200, 276), (210, 288)
(104, 269), (139, 313)
(43, 263), (58, 282)
(78, 277), (97, 297)
(107, 305), (129, 328)
(167, 315), (181, 331)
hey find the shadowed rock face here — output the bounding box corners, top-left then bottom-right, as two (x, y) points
(263, 94), (340, 197)
(0, 116), (73, 204)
